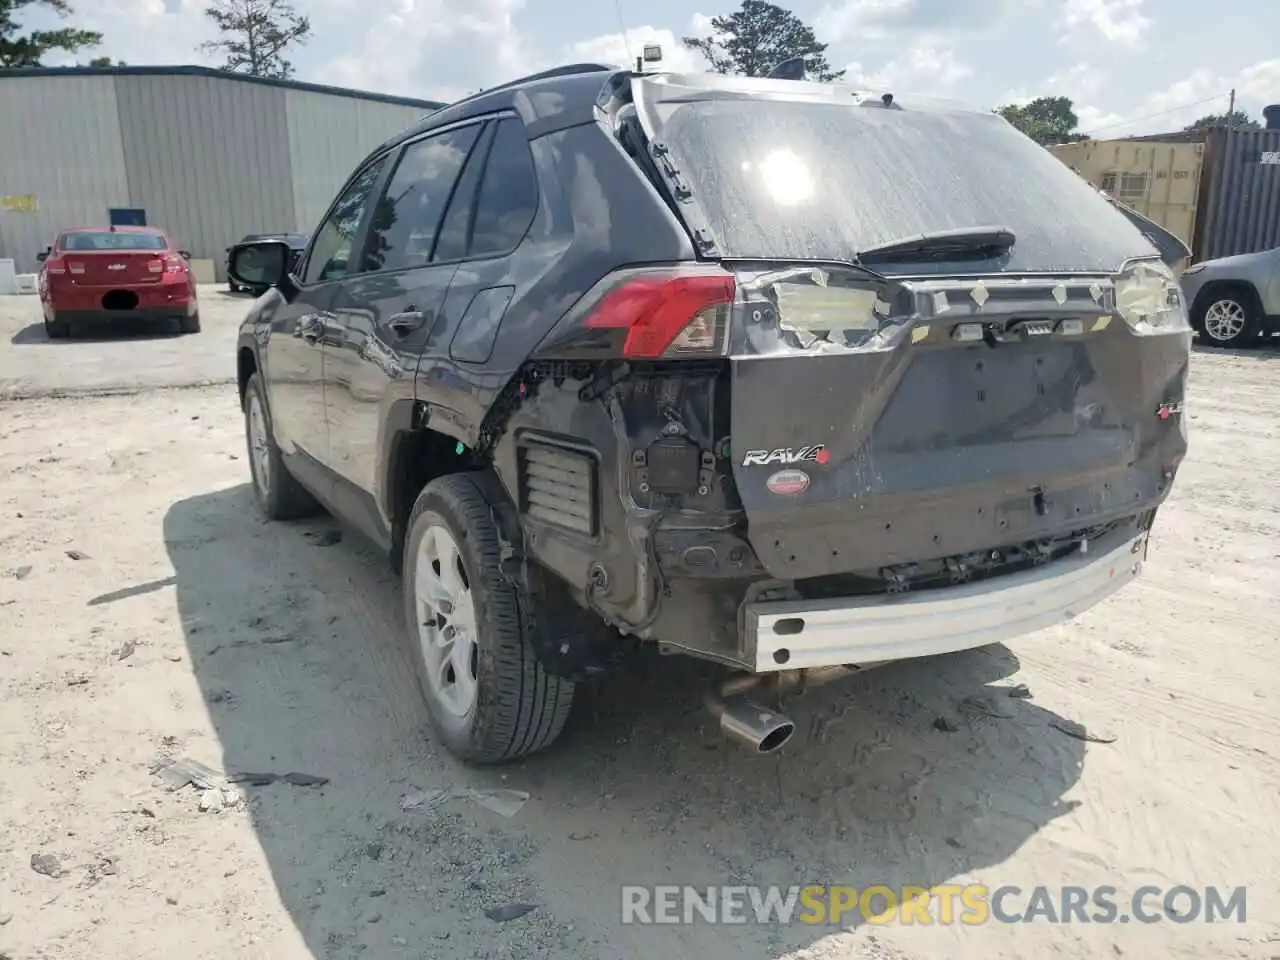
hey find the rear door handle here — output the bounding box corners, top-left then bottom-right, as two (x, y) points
(388, 309), (428, 337)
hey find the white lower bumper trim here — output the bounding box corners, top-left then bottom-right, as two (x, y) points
(743, 531), (1147, 673)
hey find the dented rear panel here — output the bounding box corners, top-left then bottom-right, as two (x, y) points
(726, 265), (1190, 580)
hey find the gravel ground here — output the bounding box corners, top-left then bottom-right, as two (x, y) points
(1, 288), (1278, 960)
(0, 284), (248, 399)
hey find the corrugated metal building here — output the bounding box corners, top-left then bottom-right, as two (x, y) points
(0, 66), (443, 278)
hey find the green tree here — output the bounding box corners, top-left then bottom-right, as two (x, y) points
(1183, 110), (1260, 132)
(86, 55), (124, 65)
(683, 0), (843, 81)
(0, 0), (102, 67)
(199, 0), (310, 79)
(997, 96), (1089, 145)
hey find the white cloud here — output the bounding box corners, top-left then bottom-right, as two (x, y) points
(1055, 0), (1151, 46)
(315, 0), (534, 102)
(1078, 59), (1280, 137)
(815, 0), (914, 46)
(39, 0), (219, 66)
(843, 40), (971, 94)
(568, 24), (708, 75)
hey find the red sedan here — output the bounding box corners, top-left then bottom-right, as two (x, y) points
(37, 226), (201, 339)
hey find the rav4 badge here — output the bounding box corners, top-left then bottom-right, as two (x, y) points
(766, 470), (810, 495)
(741, 444), (830, 467)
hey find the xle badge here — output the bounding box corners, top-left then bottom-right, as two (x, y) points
(741, 444), (830, 467)
(1155, 401), (1184, 421)
(766, 470), (810, 495)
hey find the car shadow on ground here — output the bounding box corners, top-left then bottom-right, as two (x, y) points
(152, 484), (1088, 958)
(9, 318), (184, 345)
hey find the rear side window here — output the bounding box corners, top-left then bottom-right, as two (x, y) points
(362, 124), (481, 274)
(59, 231), (167, 251)
(468, 118), (538, 258)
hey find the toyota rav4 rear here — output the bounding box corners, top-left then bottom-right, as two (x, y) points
(510, 71), (1190, 753)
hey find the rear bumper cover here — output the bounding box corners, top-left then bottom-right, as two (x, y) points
(52, 308), (193, 324)
(742, 528), (1148, 672)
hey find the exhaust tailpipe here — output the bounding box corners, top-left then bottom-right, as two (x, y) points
(705, 690), (796, 754)
(704, 666), (864, 753)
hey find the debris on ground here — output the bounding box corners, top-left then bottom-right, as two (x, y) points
(400, 787), (530, 817)
(1008, 683), (1033, 699)
(86, 856), (119, 883)
(66, 674), (89, 687)
(308, 530), (343, 547)
(1050, 718), (1118, 744)
(30, 854), (62, 878)
(10, 565), (31, 580)
(484, 902), (538, 922)
(64, 550), (88, 561)
(225, 771), (329, 788)
(152, 757), (223, 792)
(933, 716), (959, 732)
(0, 911), (12, 925)
(116, 639), (137, 661)
(958, 695), (1016, 720)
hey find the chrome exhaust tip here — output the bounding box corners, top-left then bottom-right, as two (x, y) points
(706, 691), (796, 754)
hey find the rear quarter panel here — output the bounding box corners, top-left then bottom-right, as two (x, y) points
(445, 120), (699, 448)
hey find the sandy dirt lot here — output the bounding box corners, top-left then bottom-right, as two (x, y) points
(1, 287), (1278, 960)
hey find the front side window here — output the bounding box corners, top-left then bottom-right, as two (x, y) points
(304, 157), (388, 285)
(362, 124), (481, 274)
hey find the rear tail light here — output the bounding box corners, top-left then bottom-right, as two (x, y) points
(1114, 259), (1190, 336)
(165, 254), (188, 275)
(577, 266), (736, 359)
(46, 257), (67, 275)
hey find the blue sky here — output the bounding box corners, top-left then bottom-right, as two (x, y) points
(22, 0), (1280, 135)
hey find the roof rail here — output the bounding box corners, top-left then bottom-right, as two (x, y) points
(444, 62), (619, 109)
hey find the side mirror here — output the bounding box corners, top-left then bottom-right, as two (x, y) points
(179, 250), (192, 259)
(228, 240), (292, 290)
(36, 251), (48, 262)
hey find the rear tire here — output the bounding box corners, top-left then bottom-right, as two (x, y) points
(1194, 286), (1260, 348)
(243, 373), (321, 520)
(44, 316), (69, 339)
(403, 472), (575, 764)
(180, 313), (201, 334)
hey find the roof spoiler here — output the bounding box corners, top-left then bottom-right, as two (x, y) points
(766, 56), (809, 81)
(1103, 194), (1193, 269)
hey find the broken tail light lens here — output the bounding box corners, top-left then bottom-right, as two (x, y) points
(582, 266), (735, 359)
(1114, 259), (1191, 336)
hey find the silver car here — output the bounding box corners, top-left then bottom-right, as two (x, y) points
(1179, 246), (1280, 347)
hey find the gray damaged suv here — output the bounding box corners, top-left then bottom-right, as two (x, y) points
(230, 64), (1191, 764)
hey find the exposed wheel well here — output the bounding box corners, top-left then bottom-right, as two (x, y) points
(387, 427), (476, 574)
(237, 347), (257, 410)
(1191, 280), (1261, 324)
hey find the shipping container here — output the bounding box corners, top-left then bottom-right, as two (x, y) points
(1049, 139), (1204, 249)
(1194, 126), (1280, 261)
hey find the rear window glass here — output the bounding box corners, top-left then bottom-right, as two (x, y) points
(654, 98), (1156, 274)
(59, 231), (167, 252)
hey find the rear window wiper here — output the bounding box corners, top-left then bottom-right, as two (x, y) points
(856, 226), (1016, 264)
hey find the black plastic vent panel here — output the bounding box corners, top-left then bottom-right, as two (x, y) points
(517, 441), (597, 537)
